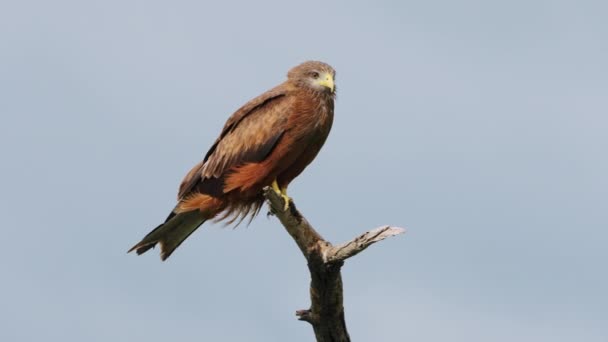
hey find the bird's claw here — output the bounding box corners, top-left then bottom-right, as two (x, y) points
(280, 194), (291, 211)
(271, 179), (290, 212)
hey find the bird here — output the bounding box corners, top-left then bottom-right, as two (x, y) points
(128, 61), (336, 260)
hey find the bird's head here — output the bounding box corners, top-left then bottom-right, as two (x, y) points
(287, 61), (336, 95)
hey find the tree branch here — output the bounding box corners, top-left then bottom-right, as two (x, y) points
(264, 187), (405, 342)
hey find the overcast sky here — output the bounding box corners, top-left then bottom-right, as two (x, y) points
(1, 0), (606, 341)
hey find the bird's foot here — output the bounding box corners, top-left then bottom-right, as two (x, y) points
(271, 180), (291, 211)
(279, 193), (291, 211)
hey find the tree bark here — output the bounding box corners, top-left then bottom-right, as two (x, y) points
(264, 187), (405, 342)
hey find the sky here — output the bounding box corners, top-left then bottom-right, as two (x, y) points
(1, 0), (607, 341)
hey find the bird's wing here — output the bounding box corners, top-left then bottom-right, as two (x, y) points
(178, 85), (291, 199)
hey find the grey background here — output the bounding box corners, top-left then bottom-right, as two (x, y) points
(1, 0), (606, 341)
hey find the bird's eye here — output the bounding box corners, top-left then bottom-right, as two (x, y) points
(311, 72), (320, 79)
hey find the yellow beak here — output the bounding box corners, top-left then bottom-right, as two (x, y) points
(317, 73), (335, 93)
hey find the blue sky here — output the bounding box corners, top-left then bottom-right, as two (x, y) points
(1, 1), (606, 341)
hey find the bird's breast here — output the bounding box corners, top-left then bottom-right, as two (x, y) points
(288, 96), (334, 141)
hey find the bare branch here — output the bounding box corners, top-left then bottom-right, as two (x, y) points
(264, 187), (323, 256)
(263, 187), (405, 342)
(325, 226), (406, 263)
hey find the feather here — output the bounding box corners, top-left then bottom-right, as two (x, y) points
(128, 210), (206, 261)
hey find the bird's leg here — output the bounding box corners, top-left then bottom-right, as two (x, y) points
(271, 179), (291, 211)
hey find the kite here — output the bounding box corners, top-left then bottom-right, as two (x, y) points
(129, 61), (336, 260)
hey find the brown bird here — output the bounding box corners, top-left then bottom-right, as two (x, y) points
(129, 61), (336, 260)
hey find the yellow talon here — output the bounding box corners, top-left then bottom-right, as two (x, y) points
(271, 179), (281, 193)
(271, 180), (291, 211)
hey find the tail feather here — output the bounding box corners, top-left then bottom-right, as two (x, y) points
(128, 210), (206, 261)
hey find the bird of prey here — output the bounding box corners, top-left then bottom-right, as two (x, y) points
(129, 61), (336, 260)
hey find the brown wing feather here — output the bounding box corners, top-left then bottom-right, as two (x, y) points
(178, 84), (292, 199)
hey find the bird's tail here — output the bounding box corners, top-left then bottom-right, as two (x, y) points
(129, 193), (225, 260)
(128, 210), (207, 261)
